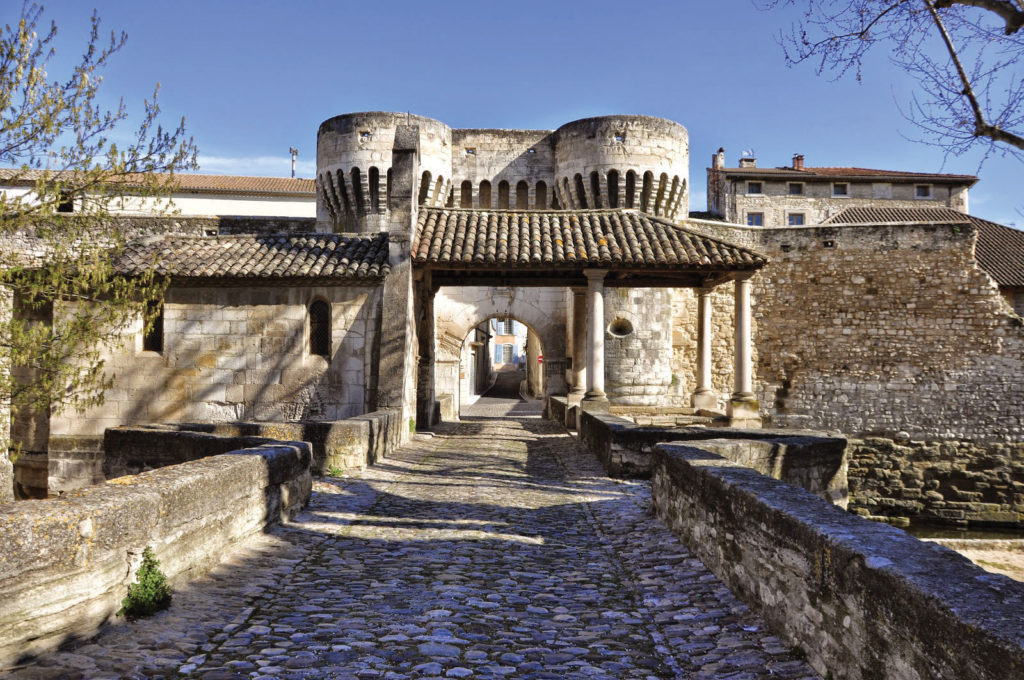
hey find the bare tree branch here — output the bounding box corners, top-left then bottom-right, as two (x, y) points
(934, 0), (1024, 33)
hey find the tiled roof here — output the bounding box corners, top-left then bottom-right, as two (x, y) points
(717, 166), (977, 183)
(116, 233), (389, 281)
(0, 169), (315, 196)
(972, 216), (1024, 288)
(414, 208), (766, 271)
(823, 206), (971, 225)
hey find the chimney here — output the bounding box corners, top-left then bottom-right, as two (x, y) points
(738, 157), (756, 168)
(712, 147), (725, 170)
(793, 154), (805, 170)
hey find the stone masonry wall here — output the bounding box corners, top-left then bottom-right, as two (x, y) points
(848, 436), (1024, 525)
(605, 287), (675, 406)
(42, 283), (382, 494)
(0, 440), (311, 666)
(681, 220), (1024, 442)
(750, 223), (1024, 441)
(52, 283), (382, 438)
(651, 443), (1024, 680)
(670, 283), (740, 409)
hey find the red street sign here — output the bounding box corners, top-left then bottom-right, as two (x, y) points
(538, 355), (543, 363)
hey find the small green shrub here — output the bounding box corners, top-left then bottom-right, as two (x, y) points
(117, 547), (171, 619)
(326, 464), (344, 477)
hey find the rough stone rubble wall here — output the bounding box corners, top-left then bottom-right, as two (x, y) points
(677, 221), (1024, 442)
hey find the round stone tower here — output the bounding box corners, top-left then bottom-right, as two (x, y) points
(553, 115), (689, 221)
(316, 112), (452, 232)
(555, 115), (688, 406)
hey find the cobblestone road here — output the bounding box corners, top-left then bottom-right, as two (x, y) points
(12, 377), (818, 679)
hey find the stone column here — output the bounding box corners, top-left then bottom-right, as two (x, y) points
(569, 288), (587, 402)
(692, 287), (716, 410)
(727, 276), (760, 426)
(583, 270), (608, 403)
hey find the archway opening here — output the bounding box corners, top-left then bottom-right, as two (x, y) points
(456, 315), (545, 417)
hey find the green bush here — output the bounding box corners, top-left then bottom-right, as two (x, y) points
(117, 547), (171, 619)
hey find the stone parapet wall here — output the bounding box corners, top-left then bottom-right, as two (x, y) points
(849, 436), (1024, 525)
(106, 409), (401, 477)
(575, 407), (847, 503)
(651, 443), (1024, 680)
(0, 441), (312, 666)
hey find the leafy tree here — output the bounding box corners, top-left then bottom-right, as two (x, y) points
(760, 0), (1024, 162)
(0, 2), (196, 424)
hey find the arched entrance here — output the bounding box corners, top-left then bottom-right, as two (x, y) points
(433, 286), (566, 420)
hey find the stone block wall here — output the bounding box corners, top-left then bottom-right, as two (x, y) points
(0, 441), (311, 666)
(49, 283), (382, 441)
(651, 443), (1024, 680)
(604, 287), (675, 406)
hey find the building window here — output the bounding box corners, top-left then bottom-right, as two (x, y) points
(915, 184), (932, 198)
(746, 181), (763, 195)
(788, 182), (803, 195)
(502, 319), (514, 334)
(56, 192), (74, 213)
(746, 212), (764, 227)
(309, 300), (330, 357)
(787, 213), (805, 226)
(502, 344), (513, 363)
(832, 182), (849, 197)
(142, 301), (163, 353)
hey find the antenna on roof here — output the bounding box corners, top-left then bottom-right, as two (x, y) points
(289, 147), (299, 178)
(741, 148), (756, 158)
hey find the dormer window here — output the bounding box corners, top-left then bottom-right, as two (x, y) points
(915, 184), (932, 198)
(788, 182), (804, 195)
(747, 181), (763, 195)
(832, 182), (849, 197)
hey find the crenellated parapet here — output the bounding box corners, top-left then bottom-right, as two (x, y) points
(316, 112), (452, 232)
(553, 116), (689, 220)
(315, 112), (691, 232)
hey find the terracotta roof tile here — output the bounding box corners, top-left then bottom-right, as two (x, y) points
(414, 208), (767, 271)
(972, 216), (1024, 288)
(116, 233), (389, 281)
(0, 169), (315, 196)
(717, 166), (977, 183)
(823, 206), (971, 225)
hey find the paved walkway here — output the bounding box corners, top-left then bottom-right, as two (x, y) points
(12, 389), (818, 680)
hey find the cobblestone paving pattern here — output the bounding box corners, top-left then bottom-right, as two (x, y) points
(11, 377), (818, 679)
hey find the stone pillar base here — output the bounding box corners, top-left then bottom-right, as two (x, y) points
(582, 391), (609, 405)
(567, 391), (585, 407)
(691, 389), (717, 411)
(727, 397), (761, 428)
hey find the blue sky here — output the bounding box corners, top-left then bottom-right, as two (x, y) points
(30, 0), (1023, 226)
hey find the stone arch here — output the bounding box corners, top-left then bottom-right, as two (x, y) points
(433, 287), (568, 412)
